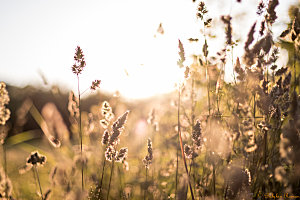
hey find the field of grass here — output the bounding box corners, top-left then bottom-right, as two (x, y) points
(0, 1), (300, 199)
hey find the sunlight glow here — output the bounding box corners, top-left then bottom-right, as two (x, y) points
(0, 0), (296, 99)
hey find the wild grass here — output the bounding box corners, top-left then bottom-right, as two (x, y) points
(0, 0), (300, 199)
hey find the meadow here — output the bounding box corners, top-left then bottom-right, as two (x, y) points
(0, 0), (300, 199)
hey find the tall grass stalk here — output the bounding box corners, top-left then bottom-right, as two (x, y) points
(77, 75), (84, 191)
(175, 87), (180, 200)
(144, 167), (148, 200)
(107, 159), (115, 200)
(99, 158), (106, 191)
(177, 87), (195, 200)
(34, 166), (44, 200)
(2, 143), (7, 199)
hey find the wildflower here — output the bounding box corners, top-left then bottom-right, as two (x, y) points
(27, 151), (47, 166)
(101, 130), (110, 145)
(115, 147), (128, 162)
(72, 46), (86, 75)
(90, 80), (101, 90)
(143, 138), (153, 168)
(108, 111), (129, 146)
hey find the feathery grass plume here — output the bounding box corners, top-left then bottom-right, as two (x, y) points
(0, 82), (9, 106)
(184, 144), (195, 159)
(68, 91), (79, 119)
(0, 82), (10, 125)
(244, 22), (256, 50)
(275, 67), (288, 76)
(234, 57), (245, 81)
(147, 109), (159, 132)
(177, 39), (185, 68)
(266, 0), (279, 25)
(108, 111), (129, 146)
(143, 139), (153, 200)
(143, 138), (153, 168)
(221, 15), (233, 45)
(101, 130), (110, 145)
(196, 1), (208, 20)
(259, 20), (265, 36)
(115, 147), (128, 162)
(72, 46), (86, 75)
(0, 167), (12, 198)
(202, 39), (208, 57)
(184, 66), (190, 79)
(147, 109), (155, 125)
(105, 145), (117, 162)
(256, 1), (265, 16)
(90, 80), (101, 90)
(101, 101), (114, 122)
(0, 125), (8, 145)
(192, 120), (202, 149)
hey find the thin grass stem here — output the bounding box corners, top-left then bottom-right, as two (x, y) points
(107, 159), (115, 200)
(77, 75), (84, 191)
(34, 166), (44, 200)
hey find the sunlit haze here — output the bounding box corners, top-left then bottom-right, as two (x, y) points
(0, 0), (296, 99)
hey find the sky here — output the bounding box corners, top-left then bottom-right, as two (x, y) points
(0, 0), (297, 99)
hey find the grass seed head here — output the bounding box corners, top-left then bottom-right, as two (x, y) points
(116, 147), (128, 162)
(90, 80), (101, 90)
(101, 130), (110, 145)
(72, 46), (86, 75)
(108, 111), (129, 146)
(143, 138), (153, 169)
